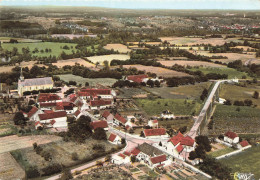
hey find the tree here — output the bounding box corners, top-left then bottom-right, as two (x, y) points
(121, 138), (126, 144)
(224, 99), (232, 105)
(13, 112), (26, 125)
(71, 152), (79, 161)
(33, 142), (38, 150)
(92, 128), (107, 140)
(85, 82), (89, 87)
(147, 79), (154, 88)
(105, 155), (112, 162)
(154, 80), (160, 87)
(188, 151), (197, 160)
(131, 156), (137, 163)
(159, 141), (162, 146)
(140, 131), (145, 137)
(253, 91), (259, 99)
(60, 168), (73, 180)
(178, 126), (187, 134)
(28, 100), (35, 106)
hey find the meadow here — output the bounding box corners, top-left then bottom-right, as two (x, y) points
(208, 147), (235, 158)
(1, 42), (77, 57)
(58, 74), (117, 87)
(189, 67), (250, 79)
(159, 60), (225, 68)
(86, 54), (130, 65)
(220, 146), (260, 179)
(135, 99), (202, 116)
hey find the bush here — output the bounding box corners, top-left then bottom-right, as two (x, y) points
(71, 152), (79, 161)
(26, 166), (40, 178)
(42, 163), (62, 176)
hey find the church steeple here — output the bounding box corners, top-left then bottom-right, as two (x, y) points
(20, 67), (24, 81)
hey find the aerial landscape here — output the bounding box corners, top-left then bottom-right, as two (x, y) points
(0, 0), (260, 179)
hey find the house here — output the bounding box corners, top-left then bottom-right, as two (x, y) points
(108, 133), (121, 145)
(35, 121), (43, 129)
(37, 111), (68, 128)
(237, 140), (250, 149)
(78, 88), (115, 101)
(102, 110), (114, 123)
(161, 110), (175, 119)
(111, 152), (131, 165)
(89, 100), (112, 110)
(74, 110), (82, 119)
(148, 120), (158, 128)
(143, 128), (169, 139)
(37, 93), (62, 104)
(27, 106), (42, 121)
(113, 114), (127, 127)
(224, 131), (239, 144)
(90, 121), (108, 131)
(126, 74), (148, 83)
(55, 102), (78, 114)
(135, 143), (170, 168)
(18, 68), (54, 96)
(166, 132), (196, 158)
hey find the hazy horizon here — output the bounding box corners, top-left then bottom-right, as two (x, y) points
(1, 0), (260, 10)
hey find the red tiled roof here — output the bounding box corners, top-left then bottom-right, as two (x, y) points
(38, 93), (61, 102)
(90, 121), (108, 130)
(44, 110), (54, 114)
(127, 74), (148, 83)
(35, 121), (42, 126)
(27, 106), (38, 118)
(225, 131), (238, 139)
(123, 151), (131, 156)
(39, 111), (67, 120)
(102, 110), (111, 118)
(176, 144), (184, 153)
(74, 110), (81, 117)
(50, 119), (56, 125)
(114, 114), (127, 124)
(240, 140), (249, 147)
(150, 154), (166, 164)
(168, 132), (184, 146)
(108, 133), (117, 142)
(39, 102), (57, 107)
(144, 128), (166, 137)
(89, 100), (111, 107)
(131, 148), (141, 156)
(78, 88), (111, 97)
(153, 120), (158, 123)
(119, 153), (126, 159)
(168, 132), (195, 147)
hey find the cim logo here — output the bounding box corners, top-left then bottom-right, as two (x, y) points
(232, 172), (255, 180)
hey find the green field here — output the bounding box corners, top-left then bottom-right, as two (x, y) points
(1, 42), (78, 57)
(212, 105), (260, 134)
(219, 83), (260, 109)
(58, 74), (117, 87)
(220, 146), (260, 179)
(208, 147), (235, 158)
(145, 82), (212, 100)
(190, 67), (250, 79)
(135, 99), (202, 116)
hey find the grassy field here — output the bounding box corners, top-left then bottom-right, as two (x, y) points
(146, 82), (212, 100)
(1, 42), (78, 57)
(220, 146), (260, 179)
(219, 83), (260, 108)
(189, 67), (250, 79)
(159, 60), (225, 68)
(58, 74), (117, 86)
(158, 118), (194, 132)
(208, 147), (235, 158)
(212, 105), (260, 134)
(135, 99), (202, 116)
(87, 54), (130, 65)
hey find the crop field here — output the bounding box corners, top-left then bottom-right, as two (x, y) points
(212, 105), (260, 134)
(12, 138), (117, 176)
(104, 43), (131, 53)
(123, 65), (190, 78)
(53, 58), (97, 70)
(159, 37), (242, 46)
(1, 42), (77, 57)
(145, 82), (212, 100)
(159, 60), (225, 68)
(0, 61), (46, 73)
(86, 54), (130, 65)
(0, 37), (41, 43)
(135, 99), (202, 116)
(219, 83), (260, 108)
(220, 146), (260, 179)
(189, 67), (250, 79)
(58, 74), (117, 86)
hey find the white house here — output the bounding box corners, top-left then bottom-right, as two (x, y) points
(143, 128), (169, 139)
(224, 131), (239, 144)
(37, 111), (68, 128)
(102, 110), (114, 123)
(111, 153), (131, 165)
(148, 120), (158, 128)
(78, 88), (115, 101)
(24, 106), (43, 121)
(88, 100), (112, 110)
(113, 114), (127, 127)
(161, 110), (175, 119)
(108, 133), (122, 145)
(90, 120), (108, 131)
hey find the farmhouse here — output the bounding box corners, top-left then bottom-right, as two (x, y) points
(143, 128), (169, 139)
(148, 120), (158, 128)
(26, 106), (42, 121)
(78, 88), (115, 101)
(55, 102), (78, 114)
(135, 143), (170, 168)
(111, 153), (131, 165)
(237, 140), (250, 149)
(18, 69), (53, 96)
(108, 133), (121, 145)
(37, 93), (62, 104)
(89, 100), (112, 110)
(166, 132), (196, 157)
(113, 113), (127, 127)
(90, 120), (108, 131)
(37, 111), (68, 128)
(102, 110), (114, 123)
(224, 131), (239, 144)
(126, 74), (148, 83)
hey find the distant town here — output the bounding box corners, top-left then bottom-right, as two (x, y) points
(0, 5), (260, 180)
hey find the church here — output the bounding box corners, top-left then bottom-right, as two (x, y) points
(18, 68), (54, 96)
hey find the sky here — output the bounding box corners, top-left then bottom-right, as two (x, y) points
(1, 0), (260, 10)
